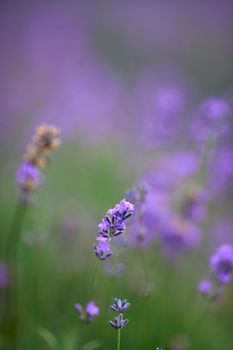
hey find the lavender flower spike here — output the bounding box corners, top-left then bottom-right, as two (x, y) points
(93, 236), (113, 261)
(109, 313), (129, 330)
(210, 244), (233, 284)
(98, 199), (134, 238)
(110, 298), (131, 313)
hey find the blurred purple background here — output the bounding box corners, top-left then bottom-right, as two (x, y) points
(1, 0), (233, 146)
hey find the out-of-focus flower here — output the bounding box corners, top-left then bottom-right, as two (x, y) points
(168, 151), (199, 178)
(16, 123), (61, 201)
(74, 300), (99, 322)
(32, 123), (61, 155)
(179, 186), (208, 223)
(109, 313), (129, 330)
(160, 215), (201, 254)
(127, 184), (168, 247)
(201, 97), (231, 121)
(191, 97), (231, 143)
(24, 144), (49, 170)
(0, 263), (8, 289)
(133, 73), (189, 149)
(198, 279), (212, 296)
(104, 262), (124, 278)
(210, 244), (233, 284)
(146, 151), (199, 192)
(110, 298), (130, 313)
(25, 123), (61, 169)
(125, 181), (149, 206)
(209, 148), (233, 193)
(16, 161), (41, 193)
(93, 236), (113, 261)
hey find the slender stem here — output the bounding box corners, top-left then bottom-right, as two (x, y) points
(81, 260), (99, 347)
(5, 200), (27, 258)
(88, 260), (99, 297)
(116, 329), (121, 350)
(0, 200), (27, 349)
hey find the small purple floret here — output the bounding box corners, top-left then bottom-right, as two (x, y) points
(198, 279), (212, 296)
(110, 298), (131, 313)
(16, 161), (41, 190)
(94, 236), (113, 261)
(75, 300), (99, 322)
(98, 199), (134, 239)
(109, 313), (129, 330)
(86, 301), (100, 320)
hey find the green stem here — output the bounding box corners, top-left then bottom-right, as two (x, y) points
(88, 260), (99, 297)
(0, 200), (27, 349)
(81, 260), (99, 347)
(6, 200), (27, 258)
(116, 329), (121, 350)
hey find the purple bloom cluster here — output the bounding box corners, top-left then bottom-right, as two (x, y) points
(191, 97), (231, 144)
(75, 300), (99, 322)
(109, 298), (130, 330)
(16, 124), (61, 202)
(127, 183), (162, 248)
(16, 162), (41, 192)
(98, 200), (134, 238)
(93, 236), (112, 261)
(178, 186), (209, 223)
(198, 279), (212, 296)
(210, 244), (233, 284)
(159, 215), (201, 255)
(198, 244), (233, 301)
(109, 313), (129, 330)
(94, 199), (134, 261)
(110, 298), (130, 313)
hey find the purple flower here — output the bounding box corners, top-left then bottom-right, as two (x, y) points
(109, 297), (130, 330)
(113, 199), (135, 220)
(128, 188), (170, 248)
(201, 97), (231, 121)
(210, 148), (233, 193)
(210, 244), (233, 284)
(125, 182), (149, 206)
(16, 161), (41, 192)
(182, 187), (208, 223)
(98, 199), (134, 238)
(75, 300), (99, 322)
(109, 313), (129, 330)
(198, 279), (212, 296)
(191, 97), (231, 143)
(0, 263), (8, 289)
(85, 301), (100, 320)
(98, 216), (126, 238)
(160, 215), (201, 254)
(110, 298), (130, 313)
(93, 236), (113, 261)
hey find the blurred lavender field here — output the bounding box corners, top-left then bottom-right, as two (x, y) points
(0, 1), (233, 349)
